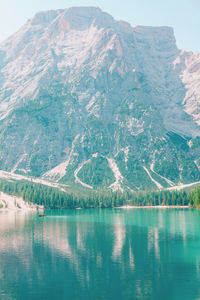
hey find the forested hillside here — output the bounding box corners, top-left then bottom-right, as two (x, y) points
(0, 179), (199, 209)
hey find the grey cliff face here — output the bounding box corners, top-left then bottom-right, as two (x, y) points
(0, 7), (200, 191)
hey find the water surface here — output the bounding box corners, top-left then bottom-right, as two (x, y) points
(1, 208), (200, 300)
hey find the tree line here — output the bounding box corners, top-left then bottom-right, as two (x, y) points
(190, 185), (200, 208)
(0, 179), (199, 209)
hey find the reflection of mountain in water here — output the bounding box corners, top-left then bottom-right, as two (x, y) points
(0, 210), (200, 299)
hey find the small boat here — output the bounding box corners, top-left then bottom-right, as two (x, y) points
(39, 214), (46, 217)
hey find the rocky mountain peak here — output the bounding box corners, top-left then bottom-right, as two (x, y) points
(29, 7), (115, 31)
(30, 9), (61, 25)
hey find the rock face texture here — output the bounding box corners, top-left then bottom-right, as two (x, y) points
(0, 7), (200, 191)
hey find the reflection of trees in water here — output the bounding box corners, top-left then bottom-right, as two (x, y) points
(1, 210), (200, 299)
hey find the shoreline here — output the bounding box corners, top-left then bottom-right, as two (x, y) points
(117, 205), (190, 209)
(0, 191), (44, 212)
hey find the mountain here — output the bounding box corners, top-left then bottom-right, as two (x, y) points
(0, 7), (200, 191)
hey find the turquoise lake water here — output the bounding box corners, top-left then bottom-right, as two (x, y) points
(1, 208), (200, 300)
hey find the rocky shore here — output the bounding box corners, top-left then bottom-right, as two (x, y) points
(0, 192), (43, 211)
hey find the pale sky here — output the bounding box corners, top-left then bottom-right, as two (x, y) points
(0, 0), (199, 52)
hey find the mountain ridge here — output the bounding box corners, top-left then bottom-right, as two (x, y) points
(0, 7), (200, 191)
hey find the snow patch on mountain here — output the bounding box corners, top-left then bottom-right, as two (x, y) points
(194, 160), (200, 170)
(124, 146), (129, 170)
(43, 160), (71, 182)
(127, 117), (144, 136)
(167, 181), (200, 191)
(11, 153), (28, 173)
(74, 159), (93, 189)
(143, 166), (163, 189)
(86, 94), (98, 111)
(150, 160), (174, 187)
(0, 170), (66, 190)
(43, 134), (80, 181)
(107, 158), (124, 192)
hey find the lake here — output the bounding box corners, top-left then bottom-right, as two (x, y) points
(1, 208), (200, 300)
